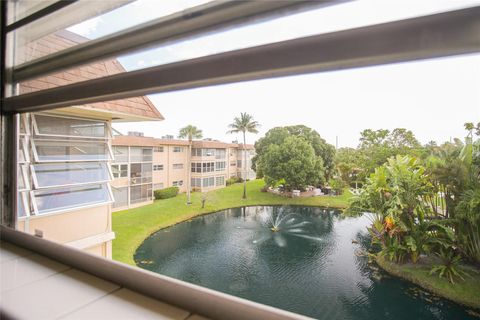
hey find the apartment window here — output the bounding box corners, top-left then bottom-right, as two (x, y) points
(173, 147), (184, 152)
(112, 187), (128, 208)
(191, 162), (201, 173)
(192, 148), (200, 157)
(204, 149), (215, 156)
(230, 161), (236, 167)
(153, 183), (164, 190)
(191, 178), (201, 188)
(32, 163), (112, 187)
(130, 163), (152, 185)
(112, 164), (128, 178)
(153, 164), (164, 171)
(130, 184), (152, 204)
(32, 140), (112, 162)
(130, 147), (153, 162)
(173, 163), (184, 169)
(216, 176), (225, 186)
(113, 146), (128, 163)
(154, 146), (164, 152)
(32, 184), (113, 215)
(237, 160), (242, 167)
(202, 177), (215, 187)
(215, 149), (226, 159)
(173, 180), (183, 187)
(202, 162), (214, 173)
(215, 161), (226, 171)
(33, 114), (107, 139)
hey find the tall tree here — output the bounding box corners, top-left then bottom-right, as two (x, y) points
(260, 136), (325, 191)
(227, 113), (260, 199)
(253, 125), (335, 180)
(178, 125), (203, 204)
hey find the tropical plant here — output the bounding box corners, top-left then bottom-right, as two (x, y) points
(178, 125), (203, 204)
(455, 184), (480, 264)
(227, 113), (260, 199)
(429, 248), (471, 284)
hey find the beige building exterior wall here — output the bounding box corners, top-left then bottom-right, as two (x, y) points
(112, 137), (255, 210)
(17, 204), (114, 259)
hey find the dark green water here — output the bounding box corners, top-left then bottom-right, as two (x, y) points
(135, 206), (477, 320)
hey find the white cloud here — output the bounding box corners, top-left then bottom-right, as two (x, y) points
(67, 17), (103, 38)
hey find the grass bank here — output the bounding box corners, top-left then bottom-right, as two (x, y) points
(112, 179), (351, 265)
(376, 255), (480, 310)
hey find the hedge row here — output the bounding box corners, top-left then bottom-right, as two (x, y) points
(154, 186), (179, 200)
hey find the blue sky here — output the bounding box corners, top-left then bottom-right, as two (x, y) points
(68, 0), (480, 147)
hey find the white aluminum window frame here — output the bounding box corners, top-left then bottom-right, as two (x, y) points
(30, 162), (113, 189)
(30, 183), (114, 217)
(31, 138), (114, 163)
(153, 164), (164, 171)
(111, 163), (128, 179)
(17, 191), (31, 218)
(18, 136), (30, 164)
(32, 114), (109, 140)
(19, 113), (30, 136)
(18, 164), (30, 192)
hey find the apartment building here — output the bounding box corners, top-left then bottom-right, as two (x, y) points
(16, 31), (163, 258)
(111, 134), (255, 210)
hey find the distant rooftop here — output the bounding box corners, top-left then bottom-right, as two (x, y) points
(113, 134), (254, 149)
(19, 30), (163, 122)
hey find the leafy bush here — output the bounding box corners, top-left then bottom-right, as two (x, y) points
(430, 249), (471, 284)
(226, 177), (243, 186)
(328, 177), (347, 195)
(154, 187), (179, 200)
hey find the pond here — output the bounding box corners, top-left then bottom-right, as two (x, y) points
(135, 206), (476, 320)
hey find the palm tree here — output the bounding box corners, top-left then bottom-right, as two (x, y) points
(227, 112), (260, 199)
(178, 125), (203, 204)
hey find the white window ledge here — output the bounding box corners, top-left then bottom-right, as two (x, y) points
(0, 226), (310, 320)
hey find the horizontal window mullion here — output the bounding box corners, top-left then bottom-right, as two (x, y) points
(12, 0), (323, 82)
(31, 183), (112, 216)
(31, 162), (112, 189)
(5, 6), (480, 114)
(6, 0), (78, 32)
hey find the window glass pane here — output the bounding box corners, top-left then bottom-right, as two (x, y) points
(113, 146), (128, 163)
(130, 184), (152, 204)
(17, 192), (29, 218)
(19, 138), (28, 163)
(32, 163), (110, 188)
(216, 176), (225, 186)
(18, 165), (29, 191)
(112, 187), (128, 208)
(130, 163), (152, 185)
(33, 140), (110, 162)
(215, 149), (226, 159)
(33, 184), (111, 215)
(34, 114), (107, 138)
(130, 147), (153, 162)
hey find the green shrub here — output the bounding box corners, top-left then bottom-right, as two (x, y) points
(226, 177), (243, 186)
(154, 187), (179, 200)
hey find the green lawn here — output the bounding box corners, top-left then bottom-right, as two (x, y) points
(112, 179), (352, 265)
(376, 256), (480, 309)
